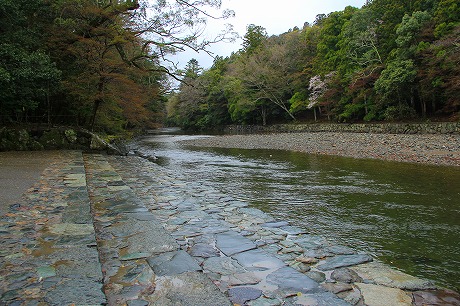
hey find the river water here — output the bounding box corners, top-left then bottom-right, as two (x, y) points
(136, 130), (460, 292)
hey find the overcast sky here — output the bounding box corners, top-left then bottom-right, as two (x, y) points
(172, 0), (368, 69)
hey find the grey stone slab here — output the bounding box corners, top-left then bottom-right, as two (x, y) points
(228, 287), (262, 305)
(266, 266), (319, 293)
(147, 250), (202, 276)
(351, 261), (436, 290)
(124, 212), (157, 221)
(327, 245), (356, 255)
(296, 291), (352, 306)
(202, 256), (247, 275)
(317, 254), (373, 271)
(149, 271), (232, 306)
(239, 208), (274, 222)
(291, 235), (328, 249)
(201, 224), (231, 234)
(232, 249), (286, 271)
(108, 221), (178, 255)
(331, 268), (363, 283)
(189, 243), (220, 258)
(261, 221), (290, 228)
(216, 231), (257, 256)
(45, 278), (106, 305)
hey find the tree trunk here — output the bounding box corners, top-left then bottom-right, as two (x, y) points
(421, 97), (426, 118)
(46, 83), (51, 127)
(90, 77), (105, 131)
(90, 99), (101, 131)
(364, 94), (368, 115)
(261, 106), (267, 126)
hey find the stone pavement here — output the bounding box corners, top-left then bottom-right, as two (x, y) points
(1, 151), (459, 305)
(0, 151), (105, 305)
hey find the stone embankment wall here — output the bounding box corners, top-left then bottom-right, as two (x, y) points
(0, 127), (126, 155)
(225, 122), (460, 135)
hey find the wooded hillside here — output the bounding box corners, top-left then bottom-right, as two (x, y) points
(168, 0), (460, 130)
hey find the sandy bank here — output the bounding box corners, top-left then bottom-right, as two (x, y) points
(181, 132), (460, 167)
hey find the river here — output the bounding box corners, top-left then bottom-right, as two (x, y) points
(135, 129), (460, 292)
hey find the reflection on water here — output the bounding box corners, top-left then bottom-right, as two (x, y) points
(138, 133), (460, 291)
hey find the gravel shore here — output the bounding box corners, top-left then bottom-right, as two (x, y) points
(181, 132), (460, 167)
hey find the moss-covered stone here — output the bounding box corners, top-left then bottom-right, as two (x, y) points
(0, 128), (30, 150)
(64, 129), (78, 144)
(28, 140), (44, 150)
(39, 129), (68, 149)
(0, 127), (125, 154)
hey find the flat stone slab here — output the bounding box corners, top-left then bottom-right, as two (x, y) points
(239, 208), (275, 222)
(48, 223), (95, 236)
(108, 221), (178, 255)
(147, 250), (202, 276)
(296, 291), (353, 306)
(202, 256), (247, 275)
(189, 243), (220, 258)
(266, 267), (319, 293)
(317, 254), (373, 271)
(228, 287), (263, 305)
(351, 261), (436, 290)
(216, 231), (257, 256)
(355, 283), (412, 306)
(331, 267), (363, 283)
(148, 271), (232, 306)
(291, 234), (328, 250)
(232, 249), (286, 270)
(45, 278), (107, 305)
(124, 212), (157, 221)
(262, 221), (289, 228)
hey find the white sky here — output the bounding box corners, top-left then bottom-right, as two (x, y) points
(171, 0), (368, 69)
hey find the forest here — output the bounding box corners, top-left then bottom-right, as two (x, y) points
(168, 0), (460, 130)
(0, 0), (234, 133)
(1, 0), (459, 133)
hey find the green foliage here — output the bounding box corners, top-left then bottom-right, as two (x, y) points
(289, 92), (308, 114)
(339, 103), (366, 122)
(242, 24), (268, 54)
(375, 59), (417, 101)
(1, 0), (235, 131)
(171, 0), (459, 128)
(383, 104), (417, 121)
(433, 0), (460, 37)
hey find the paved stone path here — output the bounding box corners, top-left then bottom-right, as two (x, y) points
(0, 151), (105, 305)
(1, 151), (460, 305)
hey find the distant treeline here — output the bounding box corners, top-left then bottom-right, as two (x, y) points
(168, 0), (460, 130)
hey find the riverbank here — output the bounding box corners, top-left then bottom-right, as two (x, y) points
(2, 147), (460, 304)
(180, 132), (460, 167)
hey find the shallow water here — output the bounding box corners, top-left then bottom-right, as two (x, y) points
(138, 131), (460, 291)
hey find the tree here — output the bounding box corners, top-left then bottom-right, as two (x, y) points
(48, 0), (235, 131)
(0, 0), (61, 124)
(307, 72), (337, 121)
(242, 24), (268, 54)
(183, 59), (203, 80)
(343, 7), (383, 70)
(229, 37), (296, 125)
(314, 6), (358, 74)
(373, 10), (431, 119)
